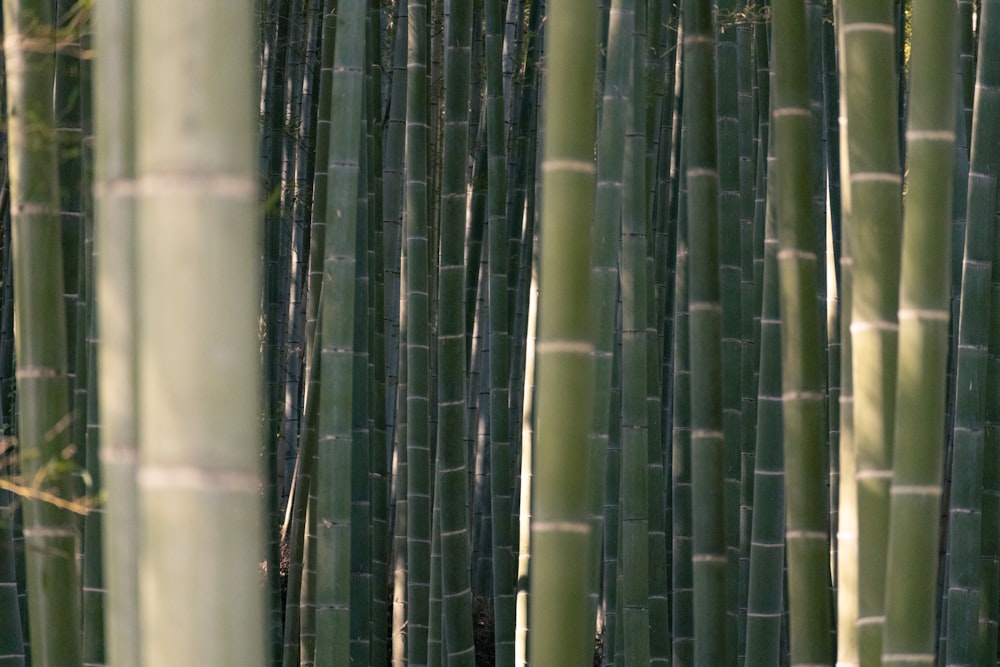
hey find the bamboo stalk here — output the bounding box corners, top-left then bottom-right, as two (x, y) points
(134, 0), (264, 664)
(2, 0), (82, 663)
(94, 0), (138, 661)
(681, 1), (729, 664)
(527, 0), (599, 658)
(882, 0), (957, 663)
(838, 2), (903, 661)
(771, 0), (833, 664)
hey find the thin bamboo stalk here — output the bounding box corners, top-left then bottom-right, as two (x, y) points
(404, 0), (433, 663)
(594, 0), (629, 653)
(943, 0), (1000, 662)
(681, 1), (730, 664)
(671, 124), (693, 667)
(313, 0), (366, 661)
(485, 0), (516, 661)
(2, 0), (82, 663)
(93, 0), (138, 661)
(742, 127), (785, 667)
(435, 0), (476, 661)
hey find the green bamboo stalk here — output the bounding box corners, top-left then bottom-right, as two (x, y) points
(714, 7), (744, 654)
(837, 236), (858, 667)
(958, 0), (974, 145)
(528, 4), (601, 656)
(941, 3), (1000, 666)
(427, 478), (442, 666)
(742, 127), (785, 667)
(93, 0), (137, 661)
(514, 249), (539, 667)
(822, 0), (843, 628)
(671, 125), (694, 667)
(303, 1), (337, 366)
(390, 336), (408, 667)
(983, 161), (1000, 667)
(134, 0), (263, 664)
(368, 10), (390, 661)
(593, 0), (629, 653)
(383, 0), (409, 476)
(485, 0), (516, 661)
(385, 6), (410, 667)
(838, 1), (903, 661)
(0, 486), (26, 667)
(435, 0), (475, 662)
(735, 9), (759, 659)
(0, 197), (26, 667)
(647, 8), (680, 662)
(350, 103), (372, 667)
(74, 9), (104, 665)
(282, 317), (326, 667)
(881, 1), (957, 664)
(682, 1), (729, 664)
(404, 0), (433, 663)
(616, 0), (653, 664)
(54, 1), (83, 461)
(312, 0), (366, 662)
(259, 1), (293, 653)
(277, 0), (319, 506)
(832, 3), (858, 665)
(771, 1), (833, 665)
(3, 0), (82, 662)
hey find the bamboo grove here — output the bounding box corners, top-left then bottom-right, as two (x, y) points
(1, 0), (1000, 666)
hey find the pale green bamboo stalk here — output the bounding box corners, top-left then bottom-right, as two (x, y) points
(682, 2), (729, 665)
(527, 5), (600, 659)
(838, 2), (903, 662)
(771, 0), (833, 664)
(312, 0), (366, 661)
(134, 1), (263, 664)
(3, 0), (81, 663)
(93, 0), (137, 662)
(881, 2), (957, 665)
(832, 3), (859, 665)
